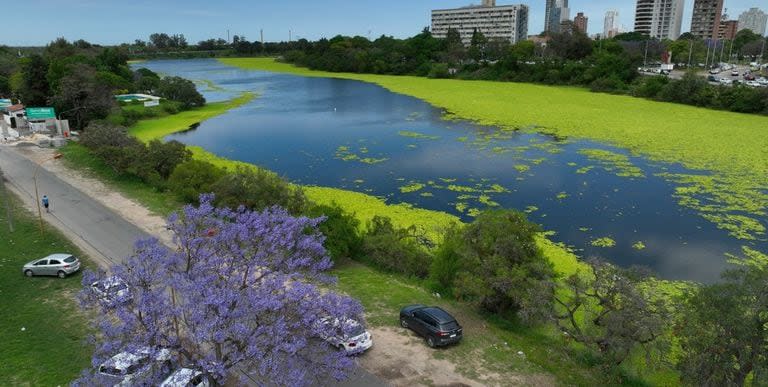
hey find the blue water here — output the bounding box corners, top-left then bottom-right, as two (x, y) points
(134, 59), (767, 283)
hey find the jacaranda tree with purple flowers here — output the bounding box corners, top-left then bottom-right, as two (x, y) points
(77, 194), (365, 386)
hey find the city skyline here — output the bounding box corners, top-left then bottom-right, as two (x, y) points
(1, 0), (764, 46)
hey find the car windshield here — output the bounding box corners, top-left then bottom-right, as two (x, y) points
(63, 256), (77, 263)
(344, 323), (366, 338)
(99, 365), (123, 376)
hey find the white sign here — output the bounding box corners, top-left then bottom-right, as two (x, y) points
(144, 100), (160, 107)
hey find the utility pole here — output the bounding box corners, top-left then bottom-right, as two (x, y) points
(227, 29), (230, 43)
(289, 29), (292, 43)
(728, 39), (734, 63)
(643, 40), (649, 68)
(687, 39), (693, 67)
(705, 40), (711, 68)
(761, 39), (766, 64)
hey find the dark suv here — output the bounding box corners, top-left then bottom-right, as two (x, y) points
(399, 305), (463, 347)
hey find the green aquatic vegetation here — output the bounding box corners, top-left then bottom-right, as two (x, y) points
(447, 184), (480, 193)
(591, 237), (617, 248)
(360, 157), (388, 164)
(398, 130), (440, 140)
(457, 136), (468, 142)
(455, 202), (468, 213)
(525, 206), (539, 213)
(578, 227), (591, 232)
(556, 192), (569, 200)
(701, 213), (766, 241)
(359, 147), (369, 154)
(632, 241), (647, 250)
(576, 166), (594, 174)
(485, 184), (509, 193)
(406, 144), (418, 149)
(478, 195), (500, 207)
(420, 192), (434, 197)
(492, 146), (510, 154)
(529, 158), (546, 165)
(457, 194), (475, 200)
(578, 149), (645, 178)
(514, 164), (530, 173)
(439, 178), (457, 183)
(399, 182), (425, 193)
(467, 208), (482, 217)
(567, 162), (578, 167)
(354, 179), (365, 184)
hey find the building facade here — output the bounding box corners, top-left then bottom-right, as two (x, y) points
(634, 0), (685, 40)
(738, 7), (768, 36)
(604, 10), (620, 38)
(719, 19), (738, 40)
(574, 12), (588, 33)
(545, 0), (569, 34)
(431, 3), (529, 45)
(690, 0), (724, 40)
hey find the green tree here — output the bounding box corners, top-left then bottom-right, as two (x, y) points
(211, 166), (306, 214)
(156, 76), (205, 109)
(168, 160), (226, 204)
(51, 63), (115, 130)
(469, 28), (488, 61)
(445, 210), (555, 322)
(553, 260), (673, 366)
(677, 247), (768, 386)
(15, 55), (49, 106)
(360, 216), (432, 278)
(306, 203), (362, 262)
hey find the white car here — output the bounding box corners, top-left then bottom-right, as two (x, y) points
(91, 276), (132, 305)
(98, 347), (173, 386)
(719, 78), (733, 85)
(160, 368), (213, 387)
(22, 253), (80, 278)
(316, 317), (373, 355)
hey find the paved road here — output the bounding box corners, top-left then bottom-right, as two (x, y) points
(0, 145), (386, 387)
(0, 145), (144, 267)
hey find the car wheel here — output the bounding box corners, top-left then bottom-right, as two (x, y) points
(400, 318), (408, 328)
(426, 337), (436, 348)
(57, 270), (67, 279)
(24, 270), (34, 277)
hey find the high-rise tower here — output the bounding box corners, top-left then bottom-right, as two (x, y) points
(634, 0), (685, 40)
(690, 0), (724, 40)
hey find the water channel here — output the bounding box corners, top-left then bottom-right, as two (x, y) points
(136, 59), (767, 283)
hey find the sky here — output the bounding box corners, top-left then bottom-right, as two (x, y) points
(2, 0), (764, 46)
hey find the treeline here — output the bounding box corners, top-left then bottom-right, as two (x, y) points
(278, 28), (768, 115)
(79, 116), (768, 384)
(0, 39), (205, 129)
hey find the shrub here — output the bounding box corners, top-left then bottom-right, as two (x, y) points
(168, 160), (226, 204)
(156, 76), (205, 109)
(360, 216), (432, 278)
(428, 225), (463, 295)
(211, 166), (307, 214)
(631, 75), (669, 98)
(306, 203), (362, 262)
(443, 210), (555, 322)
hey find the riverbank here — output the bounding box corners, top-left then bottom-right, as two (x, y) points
(220, 58), (768, 245)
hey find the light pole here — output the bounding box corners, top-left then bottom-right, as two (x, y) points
(33, 153), (63, 235)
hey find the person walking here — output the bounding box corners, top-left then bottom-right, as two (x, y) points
(42, 195), (49, 213)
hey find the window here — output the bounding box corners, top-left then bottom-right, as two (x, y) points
(63, 256), (76, 263)
(34, 260), (48, 266)
(49, 260), (61, 265)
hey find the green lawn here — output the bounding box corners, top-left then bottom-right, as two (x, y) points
(220, 57), (768, 242)
(0, 188), (93, 385)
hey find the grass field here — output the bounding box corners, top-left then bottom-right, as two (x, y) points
(0, 187), (93, 385)
(220, 58), (768, 242)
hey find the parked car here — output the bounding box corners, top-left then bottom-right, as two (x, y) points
(159, 368), (213, 387)
(399, 305), (463, 348)
(98, 347), (173, 386)
(315, 317), (373, 354)
(707, 75), (718, 82)
(719, 78), (733, 85)
(90, 276), (132, 305)
(709, 68), (720, 74)
(744, 73), (756, 81)
(22, 253), (80, 278)
(731, 69), (740, 76)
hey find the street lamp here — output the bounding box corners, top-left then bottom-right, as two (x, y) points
(33, 152), (63, 235)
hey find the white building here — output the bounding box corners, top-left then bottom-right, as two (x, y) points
(634, 0), (685, 40)
(431, 1), (529, 45)
(738, 7), (768, 36)
(604, 9), (620, 38)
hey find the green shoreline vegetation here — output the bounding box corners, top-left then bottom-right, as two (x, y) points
(220, 58), (768, 242)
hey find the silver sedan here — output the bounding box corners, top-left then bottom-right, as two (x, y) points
(22, 253), (81, 278)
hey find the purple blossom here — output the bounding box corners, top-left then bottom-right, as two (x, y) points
(76, 195), (364, 386)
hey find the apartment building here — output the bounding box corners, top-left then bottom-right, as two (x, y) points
(431, 2), (529, 45)
(634, 0), (685, 40)
(690, 0), (724, 40)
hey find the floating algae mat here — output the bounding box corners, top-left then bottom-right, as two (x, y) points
(137, 59), (768, 283)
